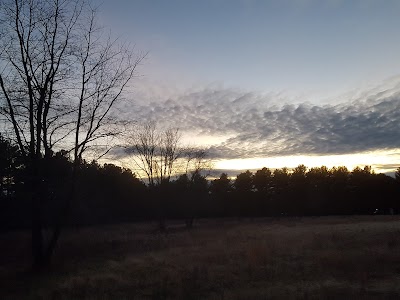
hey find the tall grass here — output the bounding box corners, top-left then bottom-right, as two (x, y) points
(1, 216), (400, 299)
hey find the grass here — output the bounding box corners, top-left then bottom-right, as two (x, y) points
(1, 216), (400, 299)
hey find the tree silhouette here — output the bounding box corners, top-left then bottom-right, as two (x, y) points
(272, 167), (290, 194)
(211, 173), (232, 195)
(174, 170), (208, 227)
(349, 166), (373, 214)
(306, 166), (331, 214)
(0, 135), (21, 199)
(1, 159), (398, 234)
(234, 170), (253, 193)
(270, 167), (290, 214)
(395, 167), (400, 183)
(253, 167), (272, 194)
(127, 122), (182, 187)
(0, 0), (144, 268)
(126, 122), (210, 229)
(289, 165), (308, 215)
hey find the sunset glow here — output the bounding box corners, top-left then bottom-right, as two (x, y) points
(94, 1), (400, 175)
(215, 149), (400, 174)
(3, 1), (400, 294)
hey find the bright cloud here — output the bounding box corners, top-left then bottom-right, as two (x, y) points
(112, 77), (400, 174)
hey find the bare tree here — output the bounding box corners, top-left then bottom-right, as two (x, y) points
(182, 147), (212, 181)
(0, 0), (145, 268)
(156, 127), (182, 184)
(125, 122), (211, 229)
(127, 122), (212, 185)
(127, 122), (183, 186)
(127, 121), (159, 186)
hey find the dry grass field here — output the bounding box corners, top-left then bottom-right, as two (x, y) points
(1, 216), (400, 299)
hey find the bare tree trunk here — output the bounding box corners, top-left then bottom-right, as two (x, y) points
(44, 161), (77, 264)
(29, 157), (45, 268)
(1, 0), (144, 269)
(31, 183), (44, 268)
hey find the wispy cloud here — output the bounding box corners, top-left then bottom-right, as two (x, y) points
(121, 79), (400, 160)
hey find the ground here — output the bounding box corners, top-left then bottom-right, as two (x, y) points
(1, 216), (400, 299)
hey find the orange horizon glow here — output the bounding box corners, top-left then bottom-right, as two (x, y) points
(214, 149), (400, 175)
(105, 148), (400, 180)
(181, 132), (400, 175)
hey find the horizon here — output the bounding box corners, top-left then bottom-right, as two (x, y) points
(3, 2), (400, 293)
(3, 0), (399, 175)
(94, 0), (400, 176)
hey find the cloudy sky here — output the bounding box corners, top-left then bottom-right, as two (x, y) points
(96, 0), (400, 174)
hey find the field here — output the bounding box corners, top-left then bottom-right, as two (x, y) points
(1, 216), (400, 299)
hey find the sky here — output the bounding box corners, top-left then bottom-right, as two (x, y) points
(95, 0), (400, 175)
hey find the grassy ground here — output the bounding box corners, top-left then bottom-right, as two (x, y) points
(1, 216), (400, 299)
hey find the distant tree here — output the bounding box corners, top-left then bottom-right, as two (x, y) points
(305, 166), (331, 214)
(210, 173), (232, 195)
(307, 166), (330, 184)
(60, 160), (146, 225)
(395, 167), (400, 183)
(330, 166), (350, 186)
(175, 173), (190, 190)
(289, 165), (308, 215)
(126, 122), (210, 229)
(328, 166), (350, 213)
(349, 166), (375, 214)
(99, 164), (145, 220)
(272, 167), (290, 195)
(178, 148), (210, 195)
(174, 169), (208, 227)
(126, 122), (158, 186)
(210, 173), (232, 216)
(191, 170), (208, 192)
(271, 167), (290, 214)
(292, 164), (307, 178)
(253, 167), (272, 194)
(350, 166), (373, 187)
(234, 170), (253, 193)
(127, 122), (182, 186)
(182, 148), (212, 179)
(178, 148), (210, 227)
(367, 173), (397, 214)
(290, 164), (307, 191)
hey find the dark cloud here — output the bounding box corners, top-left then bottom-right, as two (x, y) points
(208, 169), (251, 179)
(124, 84), (400, 160)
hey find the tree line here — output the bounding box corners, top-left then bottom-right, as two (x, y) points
(210, 166), (399, 217)
(1, 0), (399, 269)
(2, 133), (399, 233)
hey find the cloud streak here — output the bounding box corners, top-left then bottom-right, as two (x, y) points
(124, 80), (400, 160)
